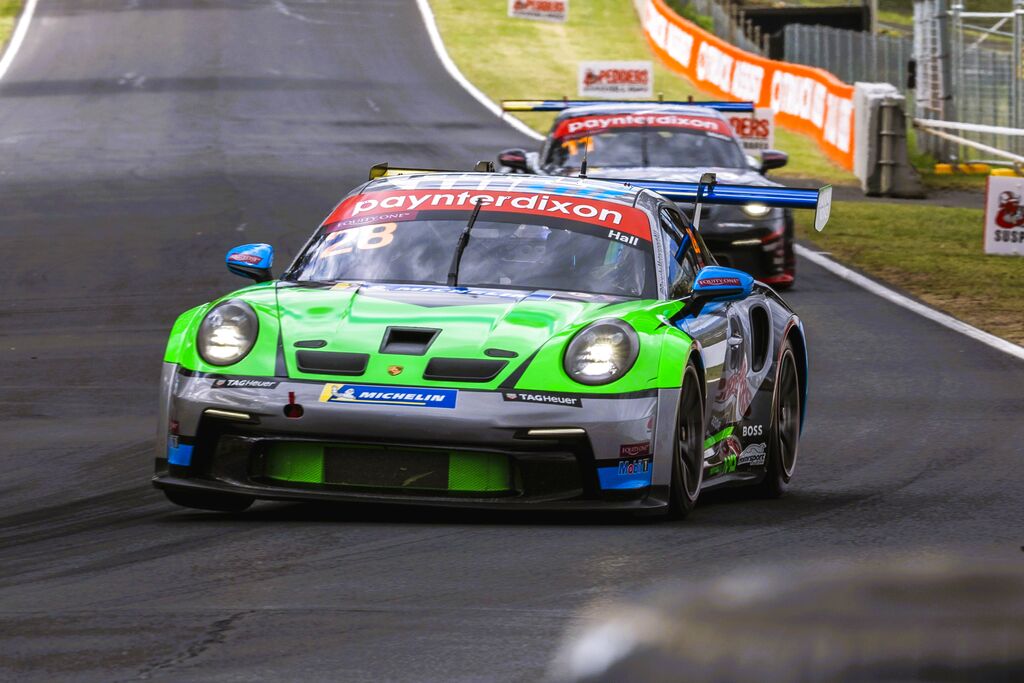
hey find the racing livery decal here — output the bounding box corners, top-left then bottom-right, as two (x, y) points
(319, 384), (458, 409)
(553, 113), (732, 139)
(323, 190), (652, 241)
(503, 391), (582, 408)
(211, 378), (280, 389)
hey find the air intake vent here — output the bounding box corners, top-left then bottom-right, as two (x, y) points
(296, 350), (369, 376)
(424, 358), (508, 383)
(379, 327), (440, 355)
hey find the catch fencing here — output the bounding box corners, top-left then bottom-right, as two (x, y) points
(914, 0), (1024, 160)
(683, 0), (765, 55)
(783, 24), (913, 97)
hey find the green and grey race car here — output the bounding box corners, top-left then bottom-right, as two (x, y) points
(154, 164), (830, 517)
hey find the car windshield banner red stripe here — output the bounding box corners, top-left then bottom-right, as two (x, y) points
(324, 190), (652, 241)
(553, 113), (732, 139)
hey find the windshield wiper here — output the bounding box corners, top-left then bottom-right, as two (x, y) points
(446, 200), (484, 286)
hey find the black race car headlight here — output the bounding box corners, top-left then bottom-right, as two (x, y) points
(563, 319), (639, 386)
(197, 300), (258, 366)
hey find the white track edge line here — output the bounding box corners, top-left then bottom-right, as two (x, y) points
(0, 0), (39, 81)
(415, 0), (1024, 363)
(415, 0), (544, 142)
(796, 244), (1024, 361)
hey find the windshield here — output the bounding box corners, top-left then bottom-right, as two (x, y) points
(288, 198), (657, 298)
(546, 127), (747, 171)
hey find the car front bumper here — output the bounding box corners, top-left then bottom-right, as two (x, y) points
(153, 364), (679, 512)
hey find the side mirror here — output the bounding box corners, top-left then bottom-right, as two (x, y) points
(759, 149), (788, 174)
(226, 243), (274, 283)
(684, 266), (753, 316)
(497, 148), (530, 173)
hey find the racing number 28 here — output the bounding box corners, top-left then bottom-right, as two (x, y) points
(323, 223), (397, 257)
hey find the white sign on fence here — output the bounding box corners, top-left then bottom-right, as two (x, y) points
(727, 108), (775, 153)
(508, 0), (568, 23)
(984, 176), (1024, 255)
(578, 61), (653, 99)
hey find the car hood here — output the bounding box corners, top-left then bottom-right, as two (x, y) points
(272, 282), (623, 385)
(583, 166), (781, 187)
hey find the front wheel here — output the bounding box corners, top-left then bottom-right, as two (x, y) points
(164, 488), (254, 513)
(669, 362), (705, 519)
(753, 339), (801, 498)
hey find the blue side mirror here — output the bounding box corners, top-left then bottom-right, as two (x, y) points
(692, 265), (753, 302)
(226, 243), (274, 283)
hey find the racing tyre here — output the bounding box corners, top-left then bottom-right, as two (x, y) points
(754, 339), (800, 498)
(165, 489), (254, 513)
(669, 362), (705, 518)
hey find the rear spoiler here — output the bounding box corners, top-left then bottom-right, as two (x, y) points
(501, 99), (755, 113)
(365, 164), (831, 231)
(369, 161), (493, 180)
(616, 174), (831, 232)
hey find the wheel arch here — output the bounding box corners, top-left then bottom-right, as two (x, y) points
(783, 321), (809, 432)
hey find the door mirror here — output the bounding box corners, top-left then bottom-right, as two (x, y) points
(759, 149), (788, 173)
(692, 266), (753, 302)
(497, 148), (530, 173)
(226, 243), (274, 283)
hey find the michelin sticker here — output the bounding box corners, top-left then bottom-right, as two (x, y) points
(737, 442), (767, 467)
(319, 384), (458, 409)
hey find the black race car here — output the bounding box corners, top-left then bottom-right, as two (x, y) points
(498, 100), (796, 288)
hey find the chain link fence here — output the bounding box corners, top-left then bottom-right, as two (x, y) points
(782, 24), (913, 94)
(681, 0), (764, 55)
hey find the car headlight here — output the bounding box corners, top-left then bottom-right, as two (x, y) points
(742, 203), (771, 218)
(563, 319), (639, 385)
(197, 300), (258, 366)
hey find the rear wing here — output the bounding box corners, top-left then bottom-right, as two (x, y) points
(364, 164), (831, 231)
(501, 99), (755, 113)
(616, 175), (831, 232)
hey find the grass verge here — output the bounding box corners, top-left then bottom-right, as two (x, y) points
(0, 1), (22, 51)
(794, 202), (1024, 345)
(429, 0), (856, 183)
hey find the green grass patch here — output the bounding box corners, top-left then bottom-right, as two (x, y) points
(0, 1), (22, 49)
(429, 0), (856, 184)
(795, 201), (1024, 344)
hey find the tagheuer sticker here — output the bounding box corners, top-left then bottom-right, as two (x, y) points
(212, 378), (280, 389)
(503, 391), (582, 408)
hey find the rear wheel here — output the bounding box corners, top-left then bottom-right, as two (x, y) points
(165, 488), (254, 513)
(754, 339), (800, 498)
(669, 363), (705, 518)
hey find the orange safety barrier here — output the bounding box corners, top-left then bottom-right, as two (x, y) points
(641, 0), (855, 170)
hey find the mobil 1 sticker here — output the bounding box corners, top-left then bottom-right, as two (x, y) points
(502, 391), (582, 408)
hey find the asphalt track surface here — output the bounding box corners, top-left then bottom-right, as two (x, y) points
(1, 2), (1022, 681)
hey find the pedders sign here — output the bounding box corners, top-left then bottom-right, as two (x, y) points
(984, 176), (1024, 255)
(578, 61), (654, 99)
(508, 0), (567, 22)
(728, 108), (775, 152)
(640, 0), (854, 170)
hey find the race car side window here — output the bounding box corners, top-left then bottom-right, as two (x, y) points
(659, 208), (698, 299)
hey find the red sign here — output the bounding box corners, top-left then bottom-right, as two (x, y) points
(324, 190), (652, 241)
(996, 190), (1024, 229)
(553, 113), (732, 139)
